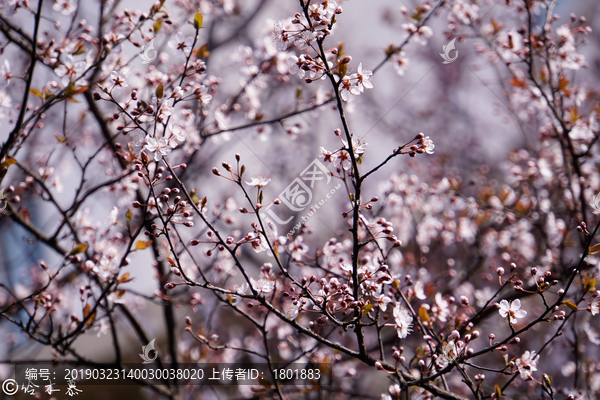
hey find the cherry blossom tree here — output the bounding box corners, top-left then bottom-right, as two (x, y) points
(1, 0), (599, 399)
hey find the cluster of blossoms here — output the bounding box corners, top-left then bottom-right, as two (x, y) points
(130, 126), (186, 162)
(272, 1), (377, 102)
(338, 63), (373, 101)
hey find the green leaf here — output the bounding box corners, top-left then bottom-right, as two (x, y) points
(196, 43), (210, 59)
(193, 12), (203, 29)
(589, 243), (600, 255)
(70, 243), (88, 255)
(126, 209), (132, 223)
(118, 272), (134, 283)
(0, 158), (16, 168)
(29, 88), (43, 98)
(153, 18), (163, 33)
(584, 276), (597, 292)
(72, 41), (86, 56)
(361, 304), (373, 315)
(419, 307), (429, 322)
(156, 84), (163, 99)
(83, 303), (96, 327)
(338, 62), (347, 78)
(494, 385), (502, 399)
(562, 300), (578, 311)
(135, 240), (153, 250)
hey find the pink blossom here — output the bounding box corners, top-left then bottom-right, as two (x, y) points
(168, 32), (195, 57)
(144, 135), (172, 161)
(393, 303), (413, 338)
(392, 51), (409, 76)
(55, 55), (87, 87)
(250, 277), (275, 295)
(515, 350), (539, 380)
(0, 60), (11, 88)
(53, 0), (76, 16)
(110, 71), (129, 88)
(499, 299), (527, 324)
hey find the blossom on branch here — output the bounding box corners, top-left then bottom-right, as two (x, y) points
(166, 126), (186, 149)
(499, 299), (527, 324)
(351, 63), (373, 92)
(393, 303), (413, 338)
(392, 51), (409, 76)
(144, 135), (172, 161)
(53, 0), (76, 16)
(515, 350), (539, 380)
(250, 277), (275, 296)
(245, 175), (271, 188)
(55, 55), (87, 87)
(422, 136), (435, 154)
(337, 64), (374, 101)
(168, 32), (195, 57)
(0, 60), (11, 88)
(452, 0), (479, 24)
(110, 71), (129, 88)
